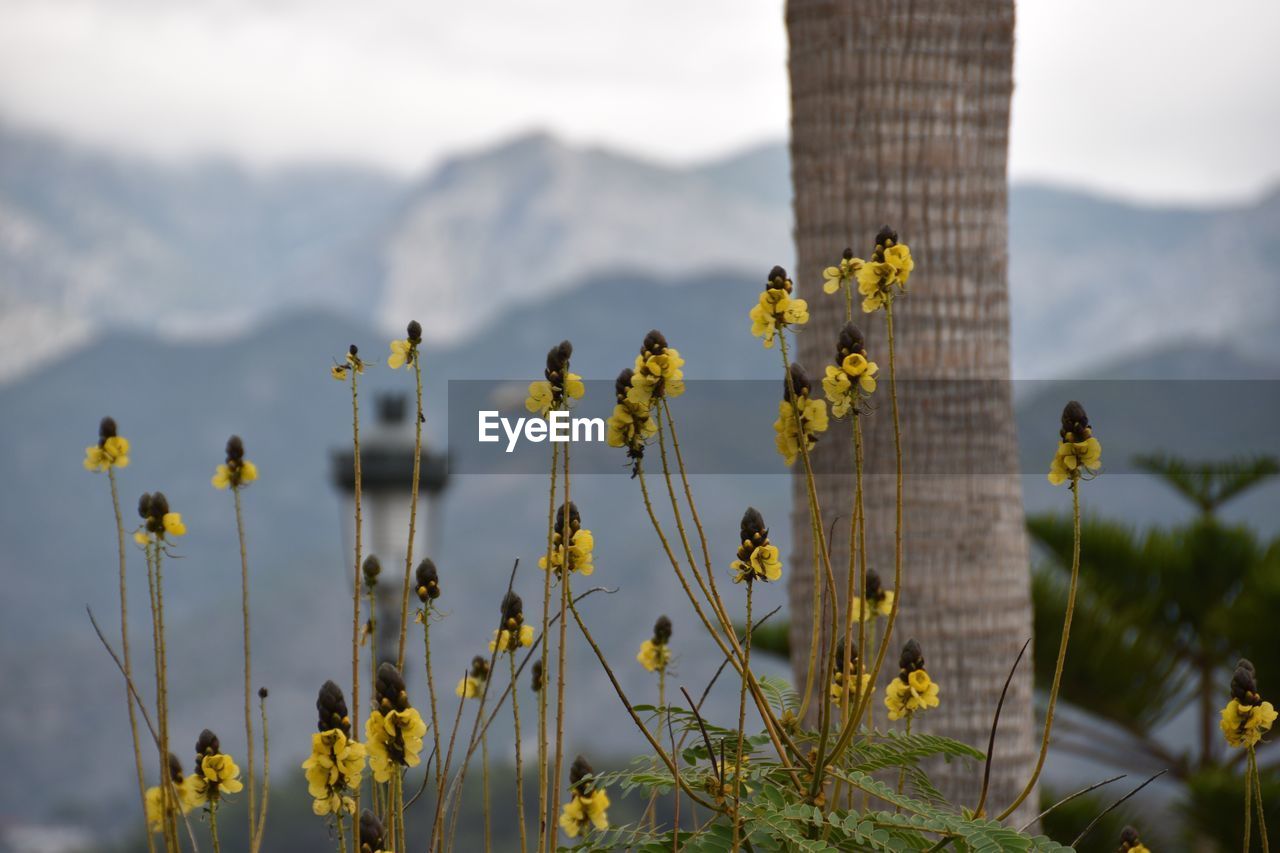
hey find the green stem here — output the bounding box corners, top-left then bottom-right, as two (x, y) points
(998, 478), (1082, 820)
(233, 486), (257, 845)
(511, 652), (528, 853)
(732, 586), (753, 850)
(349, 369), (364, 849)
(398, 356), (425, 668)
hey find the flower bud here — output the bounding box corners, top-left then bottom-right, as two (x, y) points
(739, 507), (768, 546)
(784, 363), (812, 401)
(195, 729), (220, 764)
(99, 416), (118, 443)
(415, 557), (440, 601)
(653, 615), (672, 646)
(358, 810), (386, 853)
(317, 680), (351, 735)
(375, 662), (410, 713)
(570, 754), (596, 795)
(642, 330), (668, 356)
(363, 555), (382, 589)
(1060, 401), (1091, 441)
(225, 435), (244, 463)
(531, 660), (544, 692)
(836, 322), (866, 361)
(407, 320), (422, 343)
(615, 368), (635, 402)
(899, 639), (925, 674)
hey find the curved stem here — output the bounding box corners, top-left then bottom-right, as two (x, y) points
(482, 734), (492, 853)
(537, 443), (559, 853)
(997, 479), (1082, 820)
(254, 690), (271, 852)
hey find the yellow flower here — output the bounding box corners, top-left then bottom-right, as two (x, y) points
(636, 639), (671, 672)
(212, 437), (259, 489)
(163, 512), (186, 537)
(559, 788), (610, 838)
(490, 624), (535, 652)
(885, 670), (940, 721)
(1048, 402), (1101, 485)
(187, 753), (244, 804)
(626, 331), (686, 407)
(851, 589), (894, 622)
(134, 530), (150, 547)
(539, 526), (595, 576)
(731, 508), (783, 583)
(302, 728), (366, 815)
(774, 395), (829, 466)
(144, 784), (196, 833)
(331, 365), (348, 381)
(456, 674), (483, 699)
(822, 326), (879, 417)
(84, 435), (131, 472)
(855, 228), (913, 313)
(365, 707), (428, 782)
(830, 671), (875, 702)
(823, 251), (865, 294)
(332, 345), (366, 380)
(526, 340), (583, 416)
(750, 267), (809, 348)
(1220, 699), (1277, 748)
(387, 338), (413, 369)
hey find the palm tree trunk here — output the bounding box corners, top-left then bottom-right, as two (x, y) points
(785, 0), (1038, 825)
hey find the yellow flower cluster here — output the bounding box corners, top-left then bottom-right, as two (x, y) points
(636, 639), (671, 673)
(1120, 826), (1151, 853)
(526, 340), (584, 417)
(823, 250), (865, 295)
(851, 569), (894, 623)
(211, 435), (258, 490)
(302, 728), (367, 816)
(144, 754), (197, 834)
(1220, 659), (1276, 749)
(851, 228), (913, 314)
(455, 655), (490, 699)
(627, 330), (686, 405)
(822, 322), (878, 418)
(490, 591), (535, 652)
(387, 320), (423, 370)
(366, 663), (427, 782)
(1048, 401), (1101, 486)
(134, 491), (187, 546)
(750, 265), (809, 348)
(186, 753), (244, 805)
(539, 502), (595, 576)
(330, 344), (365, 381)
(774, 364), (829, 466)
(830, 670), (875, 703)
(885, 640), (940, 721)
(559, 756), (610, 839)
(731, 507), (782, 584)
(84, 417), (130, 471)
(607, 367), (658, 467)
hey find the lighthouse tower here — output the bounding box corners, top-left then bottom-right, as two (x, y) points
(331, 392), (448, 670)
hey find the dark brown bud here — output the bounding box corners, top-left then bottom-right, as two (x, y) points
(569, 754), (596, 795)
(195, 729), (220, 763)
(653, 615), (672, 646)
(739, 507), (768, 545)
(500, 591), (524, 626)
(470, 656), (490, 681)
(415, 558), (440, 601)
(642, 330), (668, 355)
(1119, 826), (1142, 850)
(225, 435), (244, 462)
(166, 753), (184, 785)
(1060, 401), (1091, 441)
(138, 493), (153, 520)
(149, 492), (170, 518)
(841, 247), (855, 261)
(358, 810), (386, 853)
(615, 368), (636, 402)
(531, 660), (544, 692)
(99, 416), (118, 444)
(899, 639), (924, 676)
(362, 555), (382, 589)
(864, 569), (884, 602)
(836, 322), (866, 362)
(317, 680), (351, 735)
(555, 501), (581, 535)
(1231, 659), (1261, 705)
(875, 225), (898, 248)
(784, 363), (812, 401)
(258, 686), (269, 699)
(407, 320), (422, 343)
(375, 662), (410, 713)
(546, 340), (574, 376)
(348, 344), (358, 357)
(767, 265), (788, 287)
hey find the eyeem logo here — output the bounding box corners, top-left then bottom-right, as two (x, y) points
(478, 411), (606, 453)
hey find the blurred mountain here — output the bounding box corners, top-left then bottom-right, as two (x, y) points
(4, 120), (1278, 383)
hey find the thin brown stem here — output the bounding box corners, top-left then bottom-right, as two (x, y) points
(398, 356), (424, 668)
(108, 469), (152, 853)
(510, 652), (528, 853)
(348, 369), (364, 847)
(233, 486), (257, 844)
(537, 442), (559, 853)
(551, 441), (571, 848)
(253, 690), (270, 852)
(731, 586), (753, 851)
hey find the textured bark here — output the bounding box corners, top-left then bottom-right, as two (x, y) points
(785, 0), (1038, 825)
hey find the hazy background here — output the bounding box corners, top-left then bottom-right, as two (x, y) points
(1, 1), (1278, 848)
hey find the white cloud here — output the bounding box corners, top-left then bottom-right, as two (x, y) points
(0, 0), (1276, 202)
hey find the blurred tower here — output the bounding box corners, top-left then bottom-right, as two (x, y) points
(331, 392), (448, 672)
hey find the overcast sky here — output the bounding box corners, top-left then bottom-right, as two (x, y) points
(1, 0), (1277, 204)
